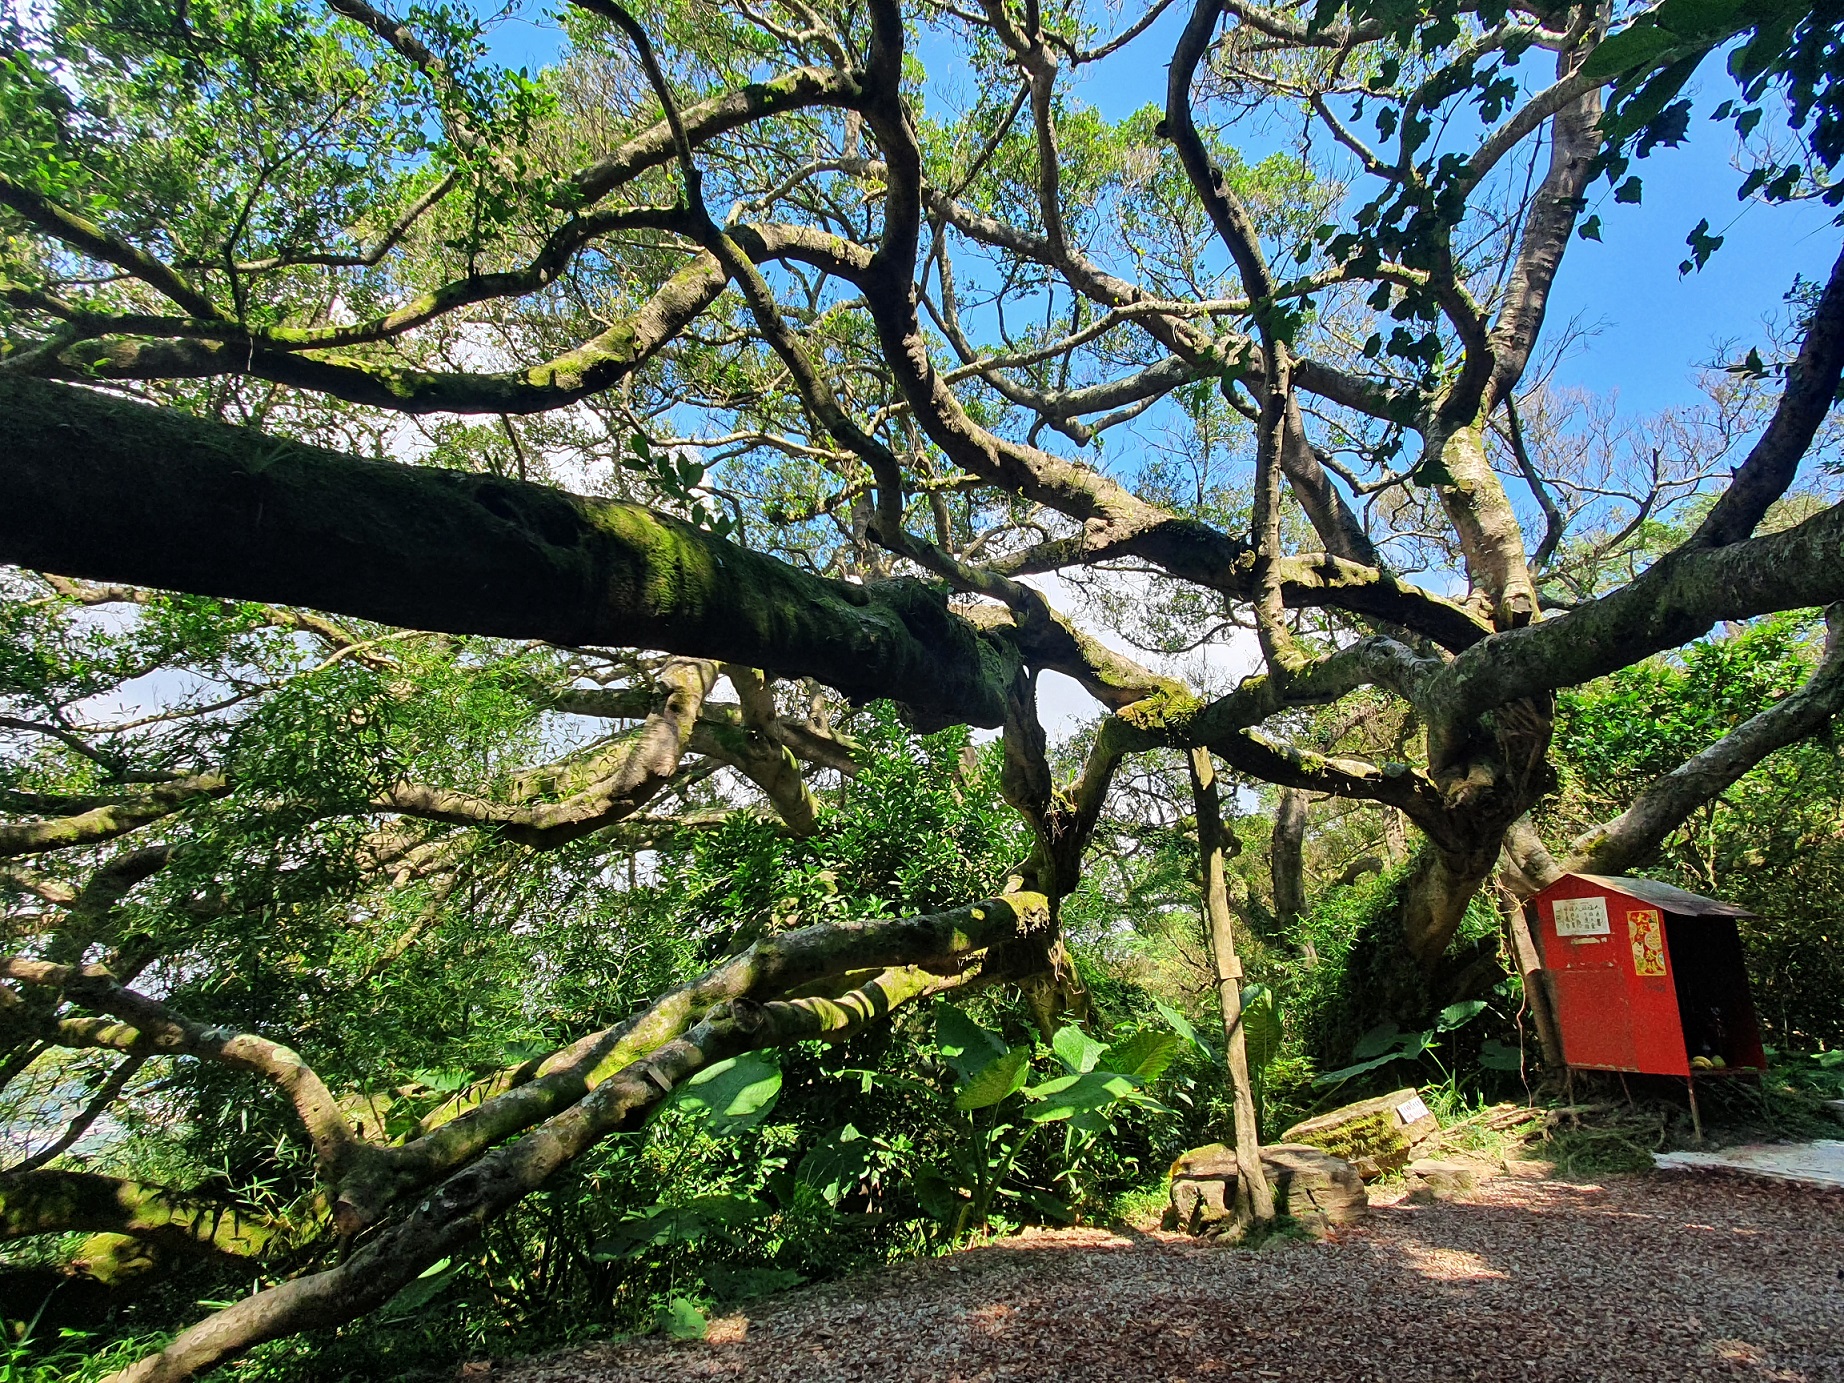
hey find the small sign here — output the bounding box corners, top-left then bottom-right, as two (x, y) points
(1553, 896), (1610, 937)
(1395, 1094), (1430, 1124)
(1628, 908), (1667, 976)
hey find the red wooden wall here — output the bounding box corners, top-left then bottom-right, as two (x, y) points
(1533, 875), (1691, 1077)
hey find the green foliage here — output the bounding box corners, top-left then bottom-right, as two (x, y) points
(891, 1002), (1184, 1242)
(1547, 613), (1844, 1046)
(1311, 999), (1491, 1087)
(660, 1053), (783, 1137)
(658, 706), (1026, 942)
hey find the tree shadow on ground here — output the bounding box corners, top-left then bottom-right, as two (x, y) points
(493, 1172), (1844, 1383)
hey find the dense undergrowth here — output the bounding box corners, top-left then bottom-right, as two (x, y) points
(8, 618), (1844, 1382)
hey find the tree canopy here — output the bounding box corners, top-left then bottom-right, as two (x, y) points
(4, 0), (1844, 1376)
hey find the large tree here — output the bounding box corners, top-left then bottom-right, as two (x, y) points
(3, 0), (1843, 1374)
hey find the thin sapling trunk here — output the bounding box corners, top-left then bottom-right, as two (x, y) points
(1188, 748), (1274, 1229)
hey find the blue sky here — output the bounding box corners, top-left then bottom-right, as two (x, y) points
(483, 2), (1836, 416)
(469, 3), (1839, 739)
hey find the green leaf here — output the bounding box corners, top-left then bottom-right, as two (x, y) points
(1681, 217), (1725, 274)
(1730, 13), (1798, 82)
(662, 1297), (707, 1340)
(1410, 449), (1458, 488)
(381, 1256), (459, 1318)
(796, 1123), (869, 1205)
(936, 1001), (1007, 1082)
(1613, 176), (1643, 204)
(913, 1169), (968, 1222)
(1653, 0), (1746, 38)
(1010, 1185), (1076, 1223)
(1581, 23), (1677, 82)
(1153, 998), (1214, 1058)
(1240, 984), (1284, 1072)
(1101, 1028), (1182, 1081)
(1311, 1051), (1409, 1086)
(1353, 1020), (1404, 1059)
(1480, 1037), (1525, 1071)
(1578, 215), (1603, 242)
(1436, 999), (1489, 1032)
(1052, 1023), (1106, 1075)
(1024, 1069), (1138, 1122)
(956, 1045), (1031, 1110)
(669, 1052), (782, 1136)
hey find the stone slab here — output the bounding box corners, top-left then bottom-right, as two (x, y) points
(1653, 1139), (1844, 1190)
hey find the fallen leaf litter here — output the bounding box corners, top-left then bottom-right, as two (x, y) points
(495, 1172), (1844, 1382)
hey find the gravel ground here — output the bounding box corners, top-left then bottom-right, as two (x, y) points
(495, 1171), (1844, 1383)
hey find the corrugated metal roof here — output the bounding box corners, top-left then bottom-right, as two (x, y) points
(1571, 873), (1755, 919)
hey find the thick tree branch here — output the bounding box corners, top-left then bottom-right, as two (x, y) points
(1687, 243), (1844, 549)
(0, 778), (226, 860)
(1565, 606), (1844, 876)
(0, 377), (1018, 728)
(1434, 497), (1844, 729)
(0, 1169), (285, 1257)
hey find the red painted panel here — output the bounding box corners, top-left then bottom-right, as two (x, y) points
(1550, 961), (1636, 1069)
(1534, 876), (1691, 1076)
(1619, 905), (1690, 1076)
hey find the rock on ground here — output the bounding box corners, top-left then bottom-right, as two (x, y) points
(493, 1173), (1844, 1382)
(1281, 1086), (1441, 1179)
(1167, 1142), (1368, 1236)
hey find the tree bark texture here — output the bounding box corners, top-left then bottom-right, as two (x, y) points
(0, 376), (1016, 730)
(1189, 749), (1273, 1228)
(1270, 787), (1309, 928)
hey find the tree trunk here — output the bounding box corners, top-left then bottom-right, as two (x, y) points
(1270, 787), (1308, 927)
(1398, 843), (1500, 970)
(1188, 749), (1273, 1229)
(1497, 884), (1563, 1069)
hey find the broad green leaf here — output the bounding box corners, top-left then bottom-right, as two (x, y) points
(670, 1052), (782, 1136)
(913, 1170), (967, 1222)
(1153, 998), (1214, 1058)
(1024, 1069), (1138, 1122)
(1101, 1028), (1182, 1081)
(956, 1045), (1031, 1110)
(662, 1297), (707, 1340)
(1353, 1020), (1403, 1059)
(381, 1256), (458, 1318)
(1653, 0), (1746, 38)
(1581, 23), (1678, 81)
(797, 1123), (869, 1205)
(1240, 984), (1283, 1073)
(1730, 11), (1799, 81)
(1311, 1051), (1407, 1086)
(1480, 1037), (1525, 1071)
(936, 1001), (1007, 1082)
(1052, 1023), (1106, 1074)
(1436, 1000), (1489, 1032)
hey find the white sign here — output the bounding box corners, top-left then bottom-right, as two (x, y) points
(1553, 895), (1610, 937)
(1395, 1095), (1430, 1125)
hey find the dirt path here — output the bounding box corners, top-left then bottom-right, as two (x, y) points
(497, 1171), (1844, 1383)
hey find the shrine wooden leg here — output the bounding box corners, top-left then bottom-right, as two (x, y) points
(1686, 1077), (1703, 1144)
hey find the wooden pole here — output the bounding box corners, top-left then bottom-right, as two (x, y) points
(1188, 748), (1274, 1227)
(1499, 885), (1563, 1068)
